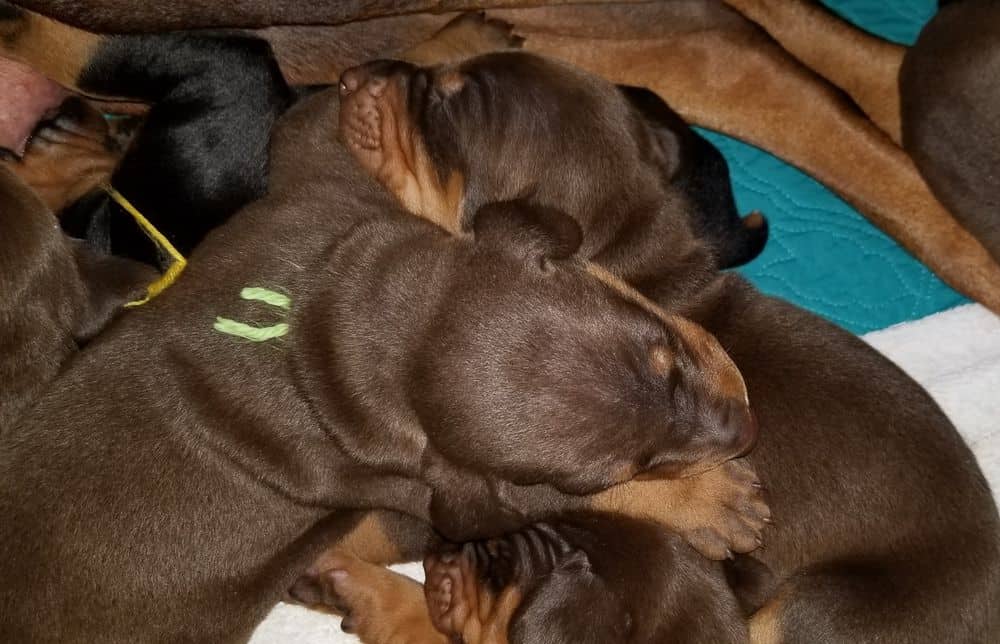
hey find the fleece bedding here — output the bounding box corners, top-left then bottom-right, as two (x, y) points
(248, 2), (998, 641)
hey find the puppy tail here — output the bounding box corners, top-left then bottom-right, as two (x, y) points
(717, 211), (770, 269)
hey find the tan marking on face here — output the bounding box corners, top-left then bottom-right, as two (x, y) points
(1, 9), (102, 91)
(3, 106), (121, 213)
(346, 73), (465, 235)
(459, 583), (520, 644)
(584, 262), (749, 405)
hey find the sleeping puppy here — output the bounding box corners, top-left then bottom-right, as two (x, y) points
(0, 118), (151, 432)
(424, 514), (746, 644)
(297, 511), (748, 644)
(1, 1), (296, 266)
(328, 50), (1000, 643)
(337, 55), (766, 288)
(0, 83), (771, 642)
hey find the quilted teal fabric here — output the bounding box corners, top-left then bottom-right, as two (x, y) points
(707, 0), (965, 333)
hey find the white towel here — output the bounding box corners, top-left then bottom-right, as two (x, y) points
(251, 303), (1000, 644)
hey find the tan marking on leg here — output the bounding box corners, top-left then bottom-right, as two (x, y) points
(321, 554), (448, 644)
(526, 27), (1000, 314)
(311, 513), (404, 568)
(749, 595), (786, 644)
(0, 8), (101, 91)
(722, 0), (903, 144)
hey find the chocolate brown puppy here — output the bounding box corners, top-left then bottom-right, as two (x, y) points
(297, 511), (749, 644)
(339, 54), (765, 291)
(0, 84), (770, 642)
(0, 119), (150, 433)
(899, 0), (1000, 264)
(332, 51), (1000, 643)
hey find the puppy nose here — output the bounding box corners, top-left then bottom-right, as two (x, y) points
(339, 65), (388, 98)
(339, 66), (365, 96)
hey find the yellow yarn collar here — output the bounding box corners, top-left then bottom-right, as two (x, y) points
(103, 185), (187, 307)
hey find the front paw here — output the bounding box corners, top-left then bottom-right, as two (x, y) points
(288, 555), (445, 644)
(436, 11), (526, 52)
(402, 11), (525, 67)
(595, 458), (770, 560)
(677, 459), (770, 560)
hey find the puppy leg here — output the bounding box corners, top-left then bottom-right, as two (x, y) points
(400, 11), (523, 66)
(746, 556), (997, 644)
(721, 0), (904, 143)
(526, 28), (1000, 314)
(291, 554), (446, 644)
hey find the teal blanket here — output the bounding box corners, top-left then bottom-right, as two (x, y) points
(706, 0), (964, 333)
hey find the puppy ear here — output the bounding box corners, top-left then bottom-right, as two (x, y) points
(425, 458), (520, 541)
(618, 84), (685, 180)
(470, 199), (583, 262)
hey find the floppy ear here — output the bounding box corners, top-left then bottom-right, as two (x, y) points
(618, 84), (686, 180)
(425, 457), (526, 541)
(470, 199), (583, 263)
(70, 240), (156, 342)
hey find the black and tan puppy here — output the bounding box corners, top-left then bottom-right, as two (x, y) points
(330, 51), (1000, 643)
(0, 117), (151, 433)
(0, 76), (772, 642)
(1, 1), (295, 265)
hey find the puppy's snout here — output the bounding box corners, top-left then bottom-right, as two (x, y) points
(339, 65), (389, 98)
(338, 67), (362, 96)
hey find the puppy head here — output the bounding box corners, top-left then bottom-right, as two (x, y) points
(424, 523), (629, 644)
(423, 513), (736, 644)
(337, 52), (694, 236)
(293, 196), (754, 538)
(412, 201), (756, 500)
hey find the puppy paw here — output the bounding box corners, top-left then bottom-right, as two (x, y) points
(439, 11), (525, 51)
(675, 459), (771, 560)
(289, 555), (445, 644)
(402, 11), (524, 66)
(596, 458), (770, 561)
